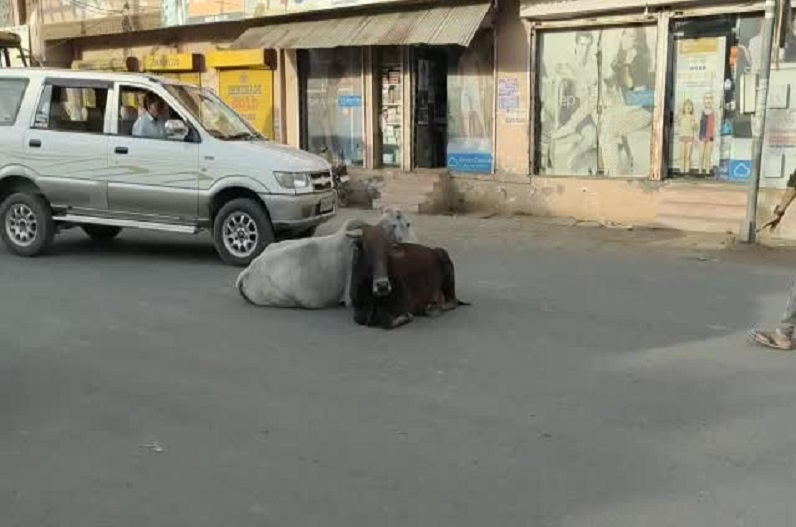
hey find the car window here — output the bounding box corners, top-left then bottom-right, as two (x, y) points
(32, 82), (109, 134)
(165, 83), (259, 141)
(0, 78), (27, 125)
(117, 85), (190, 142)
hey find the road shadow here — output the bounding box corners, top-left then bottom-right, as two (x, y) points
(49, 231), (222, 265)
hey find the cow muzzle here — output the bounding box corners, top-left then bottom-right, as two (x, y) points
(373, 278), (392, 296)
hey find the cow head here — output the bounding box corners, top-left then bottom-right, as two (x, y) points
(347, 224), (392, 297)
(378, 207), (418, 244)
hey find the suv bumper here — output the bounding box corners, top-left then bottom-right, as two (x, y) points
(262, 191), (337, 233)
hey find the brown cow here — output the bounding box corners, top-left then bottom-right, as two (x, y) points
(348, 224), (469, 329)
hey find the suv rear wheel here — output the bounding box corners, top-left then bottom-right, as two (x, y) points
(0, 191), (55, 257)
(213, 198), (274, 266)
(82, 225), (122, 242)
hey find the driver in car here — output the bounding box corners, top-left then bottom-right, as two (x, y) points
(132, 93), (167, 139)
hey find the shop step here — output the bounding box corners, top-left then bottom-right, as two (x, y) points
(657, 201), (746, 221)
(660, 185), (747, 207)
(369, 171), (452, 213)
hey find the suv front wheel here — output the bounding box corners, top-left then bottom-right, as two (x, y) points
(0, 192), (55, 257)
(213, 198), (274, 266)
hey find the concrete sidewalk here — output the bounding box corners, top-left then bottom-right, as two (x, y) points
(331, 208), (796, 269)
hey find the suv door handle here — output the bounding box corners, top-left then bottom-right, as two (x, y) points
(29, 139), (41, 148)
(114, 146), (128, 155)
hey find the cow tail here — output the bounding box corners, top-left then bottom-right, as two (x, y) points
(236, 272), (256, 306)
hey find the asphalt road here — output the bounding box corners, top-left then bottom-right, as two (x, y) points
(2, 213), (796, 526)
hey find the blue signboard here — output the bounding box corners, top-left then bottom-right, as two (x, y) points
(447, 153), (493, 174)
(338, 95), (362, 108)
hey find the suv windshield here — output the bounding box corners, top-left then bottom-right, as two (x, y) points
(164, 83), (262, 141)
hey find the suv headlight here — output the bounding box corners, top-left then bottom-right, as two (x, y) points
(274, 171), (312, 190)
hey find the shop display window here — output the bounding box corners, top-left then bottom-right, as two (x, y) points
(302, 47), (364, 168)
(536, 25), (658, 177)
(667, 15), (757, 181)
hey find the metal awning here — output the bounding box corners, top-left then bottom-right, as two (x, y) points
(231, 2), (492, 50)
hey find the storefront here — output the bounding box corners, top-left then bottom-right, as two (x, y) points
(231, 0), (495, 173)
(525, 0), (785, 184)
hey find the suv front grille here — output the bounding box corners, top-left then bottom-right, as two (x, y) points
(310, 171), (333, 192)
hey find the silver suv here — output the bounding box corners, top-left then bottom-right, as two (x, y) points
(0, 68), (336, 265)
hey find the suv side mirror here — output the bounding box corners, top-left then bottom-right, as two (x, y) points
(165, 119), (188, 141)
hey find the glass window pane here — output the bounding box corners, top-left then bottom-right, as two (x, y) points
(33, 83), (109, 134)
(447, 30), (495, 174)
(537, 26), (657, 177)
(304, 48), (364, 167)
(0, 79), (27, 125)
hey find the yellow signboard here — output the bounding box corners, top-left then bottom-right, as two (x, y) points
(679, 38), (719, 55)
(142, 53), (196, 72)
(218, 68), (274, 139)
(206, 49), (268, 69)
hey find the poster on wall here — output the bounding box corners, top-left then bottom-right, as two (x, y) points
(218, 69), (274, 138)
(537, 26), (657, 177)
(447, 31), (494, 174)
(669, 36), (727, 176)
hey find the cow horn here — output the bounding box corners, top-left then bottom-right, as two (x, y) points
(346, 229), (363, 239)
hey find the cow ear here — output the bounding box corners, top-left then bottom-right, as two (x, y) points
(346, 229), (363, 239)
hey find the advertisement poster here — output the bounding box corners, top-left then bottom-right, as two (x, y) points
(537, 26), (657, 177)
(498, 77), (520, 111)
(447, 31), (494, 174)
(218, 69), (274, 139)
(669, 36), (727, 176)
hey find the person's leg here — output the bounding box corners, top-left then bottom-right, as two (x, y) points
(750, 277), (796, 349)
(778, 276), (796, 337)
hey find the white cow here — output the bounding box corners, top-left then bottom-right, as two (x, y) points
(236, 210), (416, 309)
(378, 207), (418, 244)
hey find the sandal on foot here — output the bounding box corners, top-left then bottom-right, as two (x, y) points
(749, 330), (794, 351)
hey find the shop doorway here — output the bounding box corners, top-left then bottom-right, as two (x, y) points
(412, 47), (448, 169)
